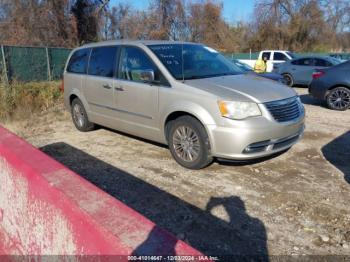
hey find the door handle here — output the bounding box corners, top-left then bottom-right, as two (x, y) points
(102, 84), (112, 89)
(114, 87), (124, 91)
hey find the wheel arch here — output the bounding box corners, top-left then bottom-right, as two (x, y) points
(66, 89), (90, 112)
(164, 111), (205, 142)
(69, 94), (79, 106)
(325, 84), (350, 98)
(162, 104), (216, 146)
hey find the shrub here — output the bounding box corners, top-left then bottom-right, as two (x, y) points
(0, 81), (62, 122)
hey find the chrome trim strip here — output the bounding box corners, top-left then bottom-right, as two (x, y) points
(88, 102), (153, 120)
(265, 96), (298, 106)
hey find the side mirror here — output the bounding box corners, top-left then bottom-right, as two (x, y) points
(131, 69), (155, 83)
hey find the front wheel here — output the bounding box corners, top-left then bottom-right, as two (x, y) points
(168, 116), (213, 170)
(326, 87), (350, 111)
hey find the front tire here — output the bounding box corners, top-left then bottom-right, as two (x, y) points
(168, 116), (213, 170)
(282, 73), (294, 87)
(71, 98), (95, 132)
(326, 87), (350, 111)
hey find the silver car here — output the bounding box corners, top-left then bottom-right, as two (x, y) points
(275, 56), (341, 87)
(63, 40), (305, 169)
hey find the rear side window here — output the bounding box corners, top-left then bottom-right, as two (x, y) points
(67, 48), (90, 74)
(88, 46), (118, 78)
(261, 52), (271, 60)
(292, 58), (313, 66)
(314, 58), (332, 67)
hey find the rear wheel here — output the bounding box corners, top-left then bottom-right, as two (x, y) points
(167, 116), (213, 169)
(326, 87), (350, 111)
(71, 98), (95, 132)
(282, 73), (294, 87)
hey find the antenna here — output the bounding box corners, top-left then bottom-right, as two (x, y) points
(181, 42), (185, 83)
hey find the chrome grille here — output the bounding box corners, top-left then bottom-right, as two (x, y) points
(265, 97), (301, 122)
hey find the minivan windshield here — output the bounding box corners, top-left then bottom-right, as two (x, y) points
(148, 44), (244, 80)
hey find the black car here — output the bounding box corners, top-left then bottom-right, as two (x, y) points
(230, 59), (286, 84)
(309, 60), (350, 110)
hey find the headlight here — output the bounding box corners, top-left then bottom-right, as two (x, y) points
(218, 101), (262, 120)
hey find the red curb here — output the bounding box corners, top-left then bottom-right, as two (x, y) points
(0, 126), (206, 259)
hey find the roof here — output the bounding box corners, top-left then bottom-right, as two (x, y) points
(260, 50), (290, 53)
(80, 40), (200, 48)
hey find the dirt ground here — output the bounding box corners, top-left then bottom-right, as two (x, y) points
(4, 88), (350, 259)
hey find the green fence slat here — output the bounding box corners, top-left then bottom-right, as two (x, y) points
(225, 52), (259, 60)
(49, 48), (71, 80)
(7, 46), (48, 82)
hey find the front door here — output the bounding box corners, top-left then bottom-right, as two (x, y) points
(114, 46), (169, 133)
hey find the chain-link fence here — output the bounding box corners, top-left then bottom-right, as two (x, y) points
(1, 45), (349, 83)
(0, 45), (72, 83)
(225, 52), (260, 60)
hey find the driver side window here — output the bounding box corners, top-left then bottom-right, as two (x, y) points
(118, 46), (169, 86)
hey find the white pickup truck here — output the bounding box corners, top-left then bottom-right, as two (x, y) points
(239, 50), (295, 72)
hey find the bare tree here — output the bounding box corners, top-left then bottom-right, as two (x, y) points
(249, 0), (335, 52)
(0, 0), (348, 52)
(71, 0), (111, 44)
(0, 0), (77, 47)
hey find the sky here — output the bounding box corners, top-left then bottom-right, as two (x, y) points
(109, 0), (255, 24)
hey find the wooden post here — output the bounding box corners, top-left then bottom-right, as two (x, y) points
(45, 47), (52, 81)
(1, 45), (9, 84)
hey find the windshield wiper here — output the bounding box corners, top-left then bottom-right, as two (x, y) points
(184, 72), (236, 80)
(202, 72), (237, 78)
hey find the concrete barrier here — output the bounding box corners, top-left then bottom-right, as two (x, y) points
(0, 126), (205, 259)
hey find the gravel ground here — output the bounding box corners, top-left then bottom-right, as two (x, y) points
(4, 88), (350, 259)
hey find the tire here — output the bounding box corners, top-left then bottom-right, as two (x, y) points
(282, 73), (294, 87)
(167, 116), (213, 169)
(326, 87), (350, 111)
(71, 98), (95, 132)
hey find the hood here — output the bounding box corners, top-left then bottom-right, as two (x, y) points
(245, 71), (283, 81)
(259, 72), (283, 81)
(185, 74), (297, 103)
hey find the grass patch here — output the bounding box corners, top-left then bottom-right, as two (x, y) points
(0, 81), (63, 122)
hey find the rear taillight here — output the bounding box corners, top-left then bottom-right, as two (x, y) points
(60, 80), (64, 93)
(312, 71), (325, 79)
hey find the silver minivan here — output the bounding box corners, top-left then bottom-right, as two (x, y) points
(63, 40), (305, 169)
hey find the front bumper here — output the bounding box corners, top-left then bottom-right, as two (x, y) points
(207, 114), (305, 160)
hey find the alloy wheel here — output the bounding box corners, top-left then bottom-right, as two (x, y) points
(328, 88), (350, 110)
(73, 103), (85, 128)
(172, 125), (201, 162)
